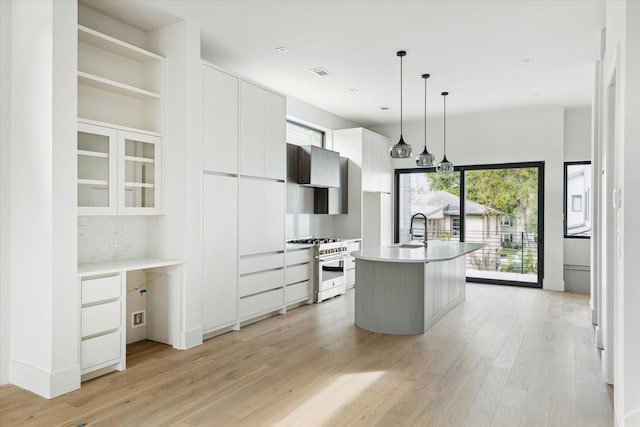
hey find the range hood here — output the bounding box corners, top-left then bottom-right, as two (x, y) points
(295, 145), (340, 188)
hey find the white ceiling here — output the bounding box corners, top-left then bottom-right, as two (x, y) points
(81, 0), (605, 128)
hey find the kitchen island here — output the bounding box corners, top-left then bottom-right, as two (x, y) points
(352, 241), (484, 335)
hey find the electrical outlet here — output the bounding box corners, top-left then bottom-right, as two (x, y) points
(110, 234), (118, 248)
(132, 310), (146, 328)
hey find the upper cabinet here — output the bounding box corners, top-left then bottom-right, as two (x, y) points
(203, 65), (238, 174)
(77, 25), (164, 133)
(334, 128), (392, 194)
(78, 121), (162, 215)
(239, 82), (286, 180)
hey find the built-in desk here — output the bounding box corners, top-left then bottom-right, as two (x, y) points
(78, 258), (184, 381)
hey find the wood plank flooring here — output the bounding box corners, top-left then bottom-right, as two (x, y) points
(0, 284), (613, 426)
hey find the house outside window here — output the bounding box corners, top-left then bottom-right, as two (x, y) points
(451, 216), (460, 236)
(564, 161), (591, 238)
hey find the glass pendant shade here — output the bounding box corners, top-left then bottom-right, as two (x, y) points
(391, 135), (412, 158)
(390, 51), (412, 159)
(437, 91), (453, 173)
(416, 73), (435, 167)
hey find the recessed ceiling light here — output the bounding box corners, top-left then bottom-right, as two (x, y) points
(379, 106), (391, 111)
(534, 92), (543, 96)
(309, 67), (333, 78)
(275, 46), (288, 53)
(520, 58), (535, 64)
(349, 88), (359, 93)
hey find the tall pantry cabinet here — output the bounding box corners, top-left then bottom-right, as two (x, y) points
(333, 128), (393, 249)
(202, 63), (286, 335)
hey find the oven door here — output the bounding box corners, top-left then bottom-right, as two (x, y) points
(317, 254), (347, 302)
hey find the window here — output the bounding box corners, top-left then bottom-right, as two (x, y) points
(500, 214), (515, 227)
(451, 216), (460, 236)
(564, 161), (591, 238)
(286, 120), (325, 148)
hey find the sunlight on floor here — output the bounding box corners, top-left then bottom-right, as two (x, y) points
(275, 371), (386, 426)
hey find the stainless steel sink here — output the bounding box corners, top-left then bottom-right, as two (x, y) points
(396, 243), (427, 249)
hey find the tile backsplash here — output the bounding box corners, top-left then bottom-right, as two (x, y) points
(78, 216), (149, 264)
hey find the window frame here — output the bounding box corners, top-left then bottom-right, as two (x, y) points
(286, 120), (326, 148)
(563, 160), (592, 239)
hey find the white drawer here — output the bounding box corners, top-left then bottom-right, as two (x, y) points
(285, 263), (312, 285)
(239, 253), (284, 275)
(239, 269), (284, 297)
(285, 248), (313, 265)
(240, 288), (284, 320)
(81, 330), (121, 370)
(286, 281), (312, 303)
(81, 275), (121, 305)
(82, 300), (121, 337)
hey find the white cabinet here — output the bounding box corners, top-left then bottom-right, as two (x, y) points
(344, 241), (361, 289)
(238, 253), (285, 321)
(203, 174), (238, 333)
(80, 274), (125, 377)
(78, 121), (162, 215)
(203, 65), (238, 174)
(239, 178), (285, 256)
(362, 192), (392, 249)
(285, 247), (314, 304)
(363, 131), (392, 194)
(239, 81), (286, 180)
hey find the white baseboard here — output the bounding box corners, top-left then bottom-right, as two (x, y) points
(10, 360), (80, 399)
(591, 304), (598, 325)
(596, 325), (603, 349)
(181, 326), (203, 350)
(543, 278), (564, 292)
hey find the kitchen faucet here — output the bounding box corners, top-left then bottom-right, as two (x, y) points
(410, 213), (428, 246)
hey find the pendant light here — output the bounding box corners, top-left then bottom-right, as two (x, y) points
(390, 51), (412, 158)
(436, 91), (454, 173)
(415, 73), (435, 167)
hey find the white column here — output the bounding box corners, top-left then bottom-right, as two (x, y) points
(8, 0), (79, 398)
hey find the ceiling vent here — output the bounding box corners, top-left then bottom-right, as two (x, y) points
(309, 67), (333, 78)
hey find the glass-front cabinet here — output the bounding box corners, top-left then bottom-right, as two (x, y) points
(78, 121), (162, 215)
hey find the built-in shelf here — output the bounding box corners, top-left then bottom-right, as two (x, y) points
(78, 72), (161, 100)
(78, 25), (163, 62)
(124, 155), (155, 164)
(125, 182), (155, 188)
(78, 150), (109, 158)
(78, 118), (161, 137)
(78, 178), (109, 186)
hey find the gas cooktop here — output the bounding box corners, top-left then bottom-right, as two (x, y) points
(287, 237), (340, 245)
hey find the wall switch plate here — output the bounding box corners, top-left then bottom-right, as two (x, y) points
(132, 310), (146, 328)
(110, 234), (118, 248)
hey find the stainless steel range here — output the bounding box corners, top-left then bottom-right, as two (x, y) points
(287, 237), (350, 303)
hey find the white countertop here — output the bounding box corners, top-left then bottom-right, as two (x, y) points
(78, 257), (184, 277)
(352, 241), (485, 263)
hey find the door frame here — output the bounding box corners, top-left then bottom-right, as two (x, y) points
(394, 161), (545, 288)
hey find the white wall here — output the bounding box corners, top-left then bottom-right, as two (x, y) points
(563, 107), (592, 294)
(371, 105), (566, 291)
(285, 96), (360, 238)
(0, 0), (12, 387)
(601, 1), (640, 424)
(8, 0), (79, 398)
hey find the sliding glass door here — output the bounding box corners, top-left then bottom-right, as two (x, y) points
(395, 162), (544, 288)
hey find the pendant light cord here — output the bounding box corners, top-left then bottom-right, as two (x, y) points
(443, 93), (447, 156)
(424, 77), (427, 150)
(400, 55), (403, 135)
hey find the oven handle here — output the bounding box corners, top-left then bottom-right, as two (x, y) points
(316, 254), (349, 263)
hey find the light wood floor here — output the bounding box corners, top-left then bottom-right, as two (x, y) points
(0, 284), (613, 426)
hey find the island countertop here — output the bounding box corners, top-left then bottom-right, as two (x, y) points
(351, 241), (485, 263)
